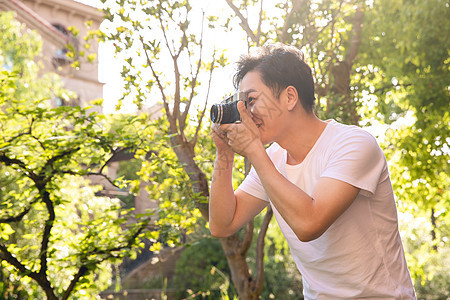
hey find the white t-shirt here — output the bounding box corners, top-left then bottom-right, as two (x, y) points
(238, 120), (415, 299)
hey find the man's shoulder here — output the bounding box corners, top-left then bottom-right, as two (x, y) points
(326, 120), (378, 145)
(266, 142), (283, 155)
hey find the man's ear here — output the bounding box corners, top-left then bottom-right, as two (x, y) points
(285, 86), (299, 111)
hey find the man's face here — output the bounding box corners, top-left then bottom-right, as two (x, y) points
(240, 71), (284, 145)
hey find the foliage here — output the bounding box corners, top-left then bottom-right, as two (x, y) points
(0, 69), (155, 299)
(259, 218), (303, 299)
(356, 0), (450, 295)
(0, 11), (188, 299)
(172, 238), (235, 299)
(399, 212), (450, 298)
(2, 0), (443, 298)
(138, 117), (205, 251)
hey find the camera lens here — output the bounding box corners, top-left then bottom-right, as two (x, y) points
(210, 104), (220, 123)
(210, 102), (240, 124)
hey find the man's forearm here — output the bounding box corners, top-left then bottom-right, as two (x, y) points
(246, 144), (318, 240)
(209, 151), (237, 236)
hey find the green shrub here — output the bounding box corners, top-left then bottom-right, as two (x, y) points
(172, 238), (236, 299)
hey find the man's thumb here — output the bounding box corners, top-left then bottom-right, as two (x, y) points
(237, 100), (249, 120)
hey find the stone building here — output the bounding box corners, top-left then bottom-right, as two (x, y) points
(0, 0), (103, 108)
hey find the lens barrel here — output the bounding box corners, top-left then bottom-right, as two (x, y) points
(210, 101), (240, 124)
(210, 92), (247, 124)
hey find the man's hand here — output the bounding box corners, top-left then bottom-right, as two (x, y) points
(221, 101), (262, 158)
(211, 123), (233, 153)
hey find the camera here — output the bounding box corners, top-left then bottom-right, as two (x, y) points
(210, 92), (247, 124)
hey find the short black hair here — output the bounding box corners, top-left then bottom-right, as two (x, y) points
(233, 43), (316, 112)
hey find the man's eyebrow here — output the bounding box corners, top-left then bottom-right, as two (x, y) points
(241, 88), (258, 94)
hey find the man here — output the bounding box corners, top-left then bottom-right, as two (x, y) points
(209, 43), (415, 298)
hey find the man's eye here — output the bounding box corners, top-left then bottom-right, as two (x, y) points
(247, 97), (256, 103)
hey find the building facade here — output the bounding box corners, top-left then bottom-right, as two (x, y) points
(0, 0), (103, 108)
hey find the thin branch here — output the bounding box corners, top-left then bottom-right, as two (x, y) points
(61, 266), (88, 300)
(0, 199), (38, 223)
(279, 0), (303, 43)
(0, 153), (39, 182)
(158, 13), (175, 59)
(192, 50), (215, 147)
(38, 191), (55, 278)
(240, 220), (254, 256)
(31, 134), (47, 151)
(42, 147), (80, 172)
(61, 170), (122, 190)
(344, 3), (364, 65)
(0, 244), (37, 278)
(225, 0), (257, 43)
(139, 36), (172, 123)
(326, 0), (345, 77)
(4, 117), (34, 145)
(0, 243), (57, 300)
(255, 0), (263, 45)
(63, 201), (151, 299)
(180, 11), (206, 132)
(98, 147), (134, 174)
(156, 5), (190, 127)
(158, 13), (183, 124)
(254, 206), (273, 294)
(299, 1), (344, 49)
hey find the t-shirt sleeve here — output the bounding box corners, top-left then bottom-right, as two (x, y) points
(237, 165), (270, 202)
(320, 130), (386, 197)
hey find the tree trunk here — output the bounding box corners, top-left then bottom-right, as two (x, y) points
(220, 235), (255, 299)
(171, 134), (209, 217)
(172, 134), (269, 299)
(430, 208), (438, 251)
(328, 4), (364, 126)
(220, 229), (265, 300)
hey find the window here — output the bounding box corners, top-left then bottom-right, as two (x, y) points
(51, 23), (79, 68)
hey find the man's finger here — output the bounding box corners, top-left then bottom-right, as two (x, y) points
(237, 100), (249, 121)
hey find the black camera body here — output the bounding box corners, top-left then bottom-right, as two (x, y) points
(210, 92), (247, 124)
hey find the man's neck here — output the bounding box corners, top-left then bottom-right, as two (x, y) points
(278, 114), (327, 165)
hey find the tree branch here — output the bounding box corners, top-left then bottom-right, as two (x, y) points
(38, 191), (55, 278)
(61, 266), (88, 300)
(255, 0), (263, 45)
(225, 0), (257, 43)
(192, 50), (215, 147)
(0, 243), (57, 300)
(0, 244), (37, 278)
(63, 206), (152, 299)
(344, 4), (364, 65)
(253, 206), (272, 294)
(279, 0), (304, 43)
(4, 117), (34, 145)
(139, 36), (172, 124)
(240, 220), (254, 256)
(299, 1), (344, 49)
(180, 11), (206, 132)
(0, 153), (39, 182)
(98, 146), (134, 174)
(0, 199), (38, 223)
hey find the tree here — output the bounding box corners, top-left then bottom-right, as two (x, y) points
(355, 0), (449, 293)
(0, 12), (166, 299)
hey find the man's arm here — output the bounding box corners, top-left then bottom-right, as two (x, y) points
(209, 125), (268, 238)
(222, 102), (360, 242)
(247, 145), (360, 242)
